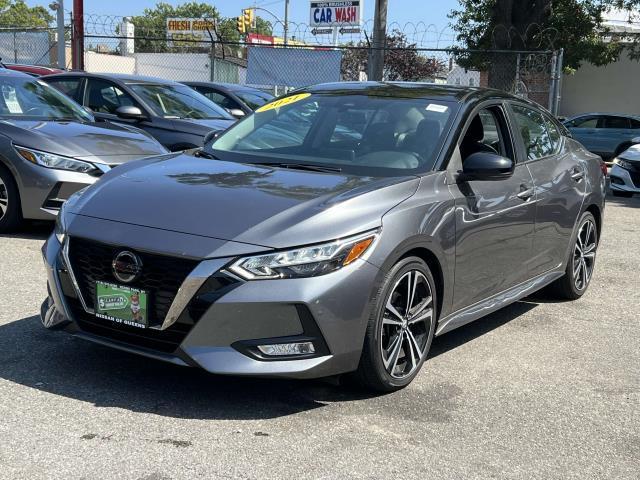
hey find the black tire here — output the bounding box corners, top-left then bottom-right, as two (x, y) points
(0, 163), (22, 233)
(355, 256), (437, 392)
(611, 190), (633, 198)
(547, 211), (598, 300)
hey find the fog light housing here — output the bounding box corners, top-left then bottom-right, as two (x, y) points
(257, 342), (316, 356)
(610, 175), (624, 185)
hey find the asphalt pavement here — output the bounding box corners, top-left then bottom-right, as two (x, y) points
(0, 195), (638, 480)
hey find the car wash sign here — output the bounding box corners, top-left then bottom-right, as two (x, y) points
(310, 1), (363, 27)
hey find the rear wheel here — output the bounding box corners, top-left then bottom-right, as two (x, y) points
(0, 164), (22, 233)
(356, 257), (437, 392)
(547, 212), (598, 300)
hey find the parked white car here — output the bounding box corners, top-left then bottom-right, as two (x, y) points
(610, 142), (640, 197)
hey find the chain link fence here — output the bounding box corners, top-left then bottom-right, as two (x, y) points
(1, 15), (563, 114)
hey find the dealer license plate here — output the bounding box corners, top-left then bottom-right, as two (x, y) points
(95, 281), (149, 328)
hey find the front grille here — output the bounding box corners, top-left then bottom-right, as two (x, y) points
(67, 298), (191, 353)
(67, 237), (200, 324)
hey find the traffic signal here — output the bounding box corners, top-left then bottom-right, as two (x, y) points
(243, 8), (254, 30)
(236, 15), (245, 34)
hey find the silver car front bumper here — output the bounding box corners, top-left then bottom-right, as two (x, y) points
(609, 164), (640, 194)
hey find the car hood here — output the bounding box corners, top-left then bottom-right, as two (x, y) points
(172, 118), (235, 135)
(619, 144), (640, 162)
(0, 119), (167, 164)
(67, 151), (420, 249)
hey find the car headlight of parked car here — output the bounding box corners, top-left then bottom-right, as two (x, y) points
(229, 231), (378, 280)
(613, 157), (634, 170)
(14, 145), (98, 174)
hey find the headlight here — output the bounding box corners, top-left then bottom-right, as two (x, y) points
(613, 157), (634, 170)
(229, 231), (378, 280)
(15, 145), (98, 174)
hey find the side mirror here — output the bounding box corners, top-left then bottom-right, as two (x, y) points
(228, 108), (246, 118)
(203, 130), (222, 145)
(460, 152), (514, 181)
(116, 105), (146, 121)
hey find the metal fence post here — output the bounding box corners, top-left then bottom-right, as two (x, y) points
(548, 50), (558, 113)
(554, 48), (564, 116)
(514, 53), (521, 96)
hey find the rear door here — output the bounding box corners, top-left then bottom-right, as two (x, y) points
(601, 115), (632, 157)
(44, 76), (85, 103)
(566, 115), (599, 153)
(509, 102), (585, 276)
(449, 102), (537, 312)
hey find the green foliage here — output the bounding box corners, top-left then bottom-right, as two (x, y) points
(130, 2), (272, 52)
(0, 0), (54, 28)
(449, 0), (640, 71)
(341, 30), (446, 81)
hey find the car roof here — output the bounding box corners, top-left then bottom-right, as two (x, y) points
(182, 81), (266, 93)
(299, 81), (518, 103)
(566, 112), (640, 121)
(44, 72), (182, 85)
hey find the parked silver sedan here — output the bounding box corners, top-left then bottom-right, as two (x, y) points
(610, 144), (640, 197)
(0, 70), (168, 232)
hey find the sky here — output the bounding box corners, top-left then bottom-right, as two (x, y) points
(29, 0), (460, 31)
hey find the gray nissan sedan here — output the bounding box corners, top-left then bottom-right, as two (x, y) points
(42, 83), (606, 391)
(0, 70), (167, 232)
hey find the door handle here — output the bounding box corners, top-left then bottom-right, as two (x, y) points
(570, 168), (584, 181)
(517, 185), (535, 201)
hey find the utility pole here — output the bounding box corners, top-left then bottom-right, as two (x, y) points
(368, 0), (387, 81)
(283, 0), (290, 45)
(72, 0), (84, 70)
(50, 0), (65, 69)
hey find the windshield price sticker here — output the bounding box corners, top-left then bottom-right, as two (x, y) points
(256, 93), (312, 113)
(426, 104), (449, 113)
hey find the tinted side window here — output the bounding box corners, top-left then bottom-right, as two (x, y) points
(47, 78), (82, 101)
(200, 89), (241, 111)
(86, 79), (136, 114)
(572, 117), (598, 128)
(630, 118), (640, 129)
(511, 104), (554, 160)
(543, 115), (562, 153)
(603, 116), (631, 129)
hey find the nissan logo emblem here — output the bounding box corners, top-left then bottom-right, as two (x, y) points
(112, 251), (142, 284)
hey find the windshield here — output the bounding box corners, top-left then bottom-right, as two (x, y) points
(0, 76), (92, 122)
(129, 83), (233, 120)
(211, 93), (457, 176)
(235, 90), (274, 110)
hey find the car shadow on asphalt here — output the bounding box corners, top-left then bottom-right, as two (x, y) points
(0, 298), (547, 420)
(606, 193), (640, 208)
(0, 221), (52, 240)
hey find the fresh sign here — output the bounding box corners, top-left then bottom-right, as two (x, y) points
(310, 1), (362, 28)
(166, 17), (216, 46)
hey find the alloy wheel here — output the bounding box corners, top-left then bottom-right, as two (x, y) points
(573, 218), (597, 291)
(380, 270), (433, 379)
(0, 176), (8, 221)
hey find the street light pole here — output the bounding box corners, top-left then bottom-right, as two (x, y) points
(368, 0), (387, 81)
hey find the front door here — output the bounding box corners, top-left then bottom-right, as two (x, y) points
(449, 105), (537, 313)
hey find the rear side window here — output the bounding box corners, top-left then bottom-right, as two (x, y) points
(511, 104), (555, 160)
(602, 116), (630, 129)
(199, 89), (241, 111)
(47, 78), (82, 101)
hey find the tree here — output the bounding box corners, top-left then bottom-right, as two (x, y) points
(0, 0), (54, 28)
(130, 1), (272, 53)
(341, 30), (446, 81)
(449, 0), (639, 89)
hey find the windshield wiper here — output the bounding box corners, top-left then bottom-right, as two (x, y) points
(195, 149), (219, 160)
(254, 162), (342, 173)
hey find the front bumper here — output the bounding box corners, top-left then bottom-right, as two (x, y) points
(41, 233), (381, 379)
(609, 164), (640, 194)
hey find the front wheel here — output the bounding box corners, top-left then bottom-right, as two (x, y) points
(548, 212), (598, 300)
(0, 164), (22, 233)
(356, 257), (437, 392)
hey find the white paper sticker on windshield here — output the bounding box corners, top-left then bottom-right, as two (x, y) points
(426, 104), (448, 113)
(2, 86), (23, 114)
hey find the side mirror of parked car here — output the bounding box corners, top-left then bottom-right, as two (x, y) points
(203, 130), (222, 145)
(460, 152), (515, 181)
(228, 108), (246, 118)
(116, 106), (147, 121)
